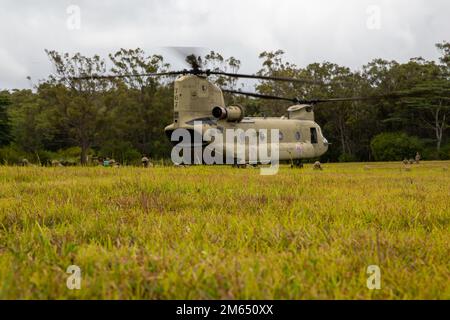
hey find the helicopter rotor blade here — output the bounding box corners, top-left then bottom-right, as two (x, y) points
(222, 89), (406, 104)
(71, 71), (185, 80)
(69, 68), (329, 85)
(70, 71), (186, 80)
(210, 71), (325, 85)
(167, 46), (206, 70)
(222, 89), (296, 102)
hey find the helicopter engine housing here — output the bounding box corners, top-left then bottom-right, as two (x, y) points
(287, 104), (315, 121)
(212, 105), (244, 122)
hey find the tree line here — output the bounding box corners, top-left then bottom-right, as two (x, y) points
(0, 43), (449, 165)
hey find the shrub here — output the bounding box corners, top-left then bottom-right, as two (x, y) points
(35, 150), (58, 165)
(0, 145), (27, 165)
(99, 141), (141, 165)
(438, 143), (450, 160)
(338, 153), (358, 163)
(370, 132), (424, 161)
(53, 147), (85, 165)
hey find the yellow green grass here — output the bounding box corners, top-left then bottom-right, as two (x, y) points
(0, 162), (449, 299)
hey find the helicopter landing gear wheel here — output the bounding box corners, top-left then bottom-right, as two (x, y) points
(232, 163), (247, 168)
(291, 160), (304, 169)
(231, 158), (247, 168)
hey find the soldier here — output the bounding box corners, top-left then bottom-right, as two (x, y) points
(51, 160), (63, 167)
(313, 161), (323, 170)
(415, 152), (421, 164)
(141, 155), (150, 168)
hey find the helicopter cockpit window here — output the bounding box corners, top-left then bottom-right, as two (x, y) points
(295, 131), (301, 141)
(310, 128), (318, 144)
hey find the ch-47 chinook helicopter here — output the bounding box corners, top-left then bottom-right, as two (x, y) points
(163, 70), (330, 166)
(75, 55), (402, 167)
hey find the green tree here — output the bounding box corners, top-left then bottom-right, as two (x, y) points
(401, 79), (449, 155)
(108, 48), (173, 158)
(42, 50), (110, 164)
(436, 41), (450, 69)
(256, 50), (303, 115)
(0, 92), (11, 146)
(203, 50), (241, 89)
(7, 89), (57, 154)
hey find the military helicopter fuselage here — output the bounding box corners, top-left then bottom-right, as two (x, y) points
(164, 74), (329, 163)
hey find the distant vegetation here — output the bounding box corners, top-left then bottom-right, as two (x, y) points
(370, 132), (424, 161)
(0, 42), (449, 164)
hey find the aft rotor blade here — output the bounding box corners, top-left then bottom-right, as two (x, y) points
(71, 71), (186, 80)
(210, 71), (325, 85)
(166, 46), (206, 70)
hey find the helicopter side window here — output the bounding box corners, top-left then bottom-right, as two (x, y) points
(295, 131), (301, 141)
(310, 128), (318, 144)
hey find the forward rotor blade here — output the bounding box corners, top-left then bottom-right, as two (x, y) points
(223, 89), (404, 104)
(222, 89), (296, 102)
(298, 92), (420, 104)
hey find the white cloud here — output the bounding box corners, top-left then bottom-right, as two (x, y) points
(0, 48), (29, 88)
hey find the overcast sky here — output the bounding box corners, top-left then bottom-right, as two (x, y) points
(0, 0), (449, 89)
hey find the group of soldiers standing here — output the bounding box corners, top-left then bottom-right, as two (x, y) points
(18, 152), (423, 167)
(19, 155), (155, 167)
(95, 157), (120, 167)
(92, 155), (153, 168)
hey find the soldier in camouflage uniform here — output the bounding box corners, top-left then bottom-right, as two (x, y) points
(415, 152), (421, 164)
(141, 155), (150, 168)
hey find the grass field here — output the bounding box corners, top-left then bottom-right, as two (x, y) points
(0, 162), (449, 299)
